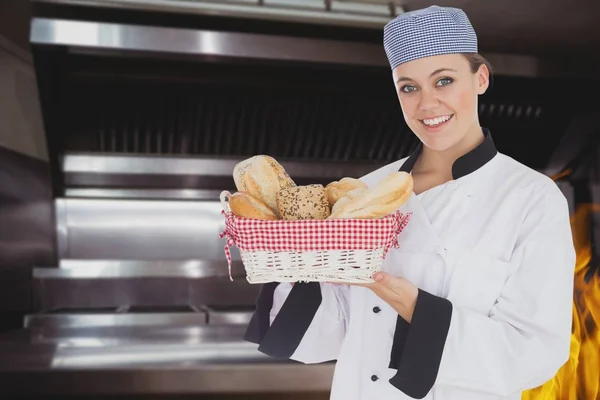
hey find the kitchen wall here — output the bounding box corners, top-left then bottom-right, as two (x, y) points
(0, 19), (56, 332)
(0, 0), (32, 53)
(0, 146), (56, 333)
(0, 35), (48, 160)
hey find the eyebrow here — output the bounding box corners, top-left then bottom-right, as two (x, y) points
(395, 68), (458, 84)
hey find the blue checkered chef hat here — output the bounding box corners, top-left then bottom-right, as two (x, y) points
(383, 5), (478, 70)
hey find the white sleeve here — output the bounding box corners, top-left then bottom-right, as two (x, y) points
(289, 282), (350, 363)
(388, 184), (576, 398)
(269, 283), (294, 325)
(245, 281), (350, 364)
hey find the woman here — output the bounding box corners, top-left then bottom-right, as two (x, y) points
(244, 5), (576, 400)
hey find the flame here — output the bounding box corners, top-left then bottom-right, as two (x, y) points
(522, 203), (600, 400)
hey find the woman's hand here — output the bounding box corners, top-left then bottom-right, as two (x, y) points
(349, 272), (419, 323)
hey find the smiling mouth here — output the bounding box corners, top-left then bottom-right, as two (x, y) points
(420, 114), (454, 128)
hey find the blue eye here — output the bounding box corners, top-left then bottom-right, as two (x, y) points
(437, 77), (453, 87)
(401, 85), (417, 93)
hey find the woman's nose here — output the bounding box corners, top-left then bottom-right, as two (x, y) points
(419, 89), (440, 111)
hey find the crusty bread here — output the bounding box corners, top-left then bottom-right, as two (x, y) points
(227, 191), (278, 220)
(330, 187), (368, 215)
(233, 155), (296, 217)
(276, 184), (330, 220)
(328, 172), (413, 219)
(325, 177), (368, 207)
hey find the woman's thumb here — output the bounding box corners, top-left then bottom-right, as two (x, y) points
(373, 272), (388, 282)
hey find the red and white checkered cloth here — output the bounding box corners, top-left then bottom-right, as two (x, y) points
(219, 210), (411, 280)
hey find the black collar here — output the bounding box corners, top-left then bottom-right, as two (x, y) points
(399, 128), (498, 179)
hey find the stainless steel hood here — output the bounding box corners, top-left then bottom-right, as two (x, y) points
(29, 16), (592, 79)
(32, 0), (401, 29)
(30, 17), (390, 67)
(29, 15), (583, 189)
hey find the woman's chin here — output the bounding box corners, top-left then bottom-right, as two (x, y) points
(418, 134), (458, 152)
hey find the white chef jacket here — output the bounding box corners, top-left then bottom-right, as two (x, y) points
(244, 129), (576, 400)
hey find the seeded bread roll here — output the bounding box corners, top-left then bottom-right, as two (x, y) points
(328, 172), (413, 219)
(325, 177), (368, 208)
(225, 191), (278, 220)
(233, 155), (296, 217)
(276, 184), (330, 220)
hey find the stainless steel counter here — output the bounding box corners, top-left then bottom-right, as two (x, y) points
(0, 321), (334, 395)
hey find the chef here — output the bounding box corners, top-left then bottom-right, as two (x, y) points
(244, 5), (576, 400)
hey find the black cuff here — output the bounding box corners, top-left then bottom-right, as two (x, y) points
(388, 289), (453, 399)
(243, 282), (280, 344)
(244, 282), (322, 360)
(388, 315), (410, 369)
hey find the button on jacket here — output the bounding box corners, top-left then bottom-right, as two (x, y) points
(244, 130), (576, 400)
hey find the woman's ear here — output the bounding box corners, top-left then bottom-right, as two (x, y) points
(477, 64), (490, 95)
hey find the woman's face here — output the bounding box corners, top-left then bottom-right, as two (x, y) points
(392, 54), (489, 153)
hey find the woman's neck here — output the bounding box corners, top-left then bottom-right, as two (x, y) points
(413, 124), (485, 178)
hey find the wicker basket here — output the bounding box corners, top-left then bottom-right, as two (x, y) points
(218, 191), (411, 284)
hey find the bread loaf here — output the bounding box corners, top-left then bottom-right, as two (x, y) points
(225, 191), (278, 220)
(330, 187), (368, 215)
(328, 172), (413, 219)
(233, 155), (296, 217)
(325, 177), (368, 207)
(276, 184), (330, 220)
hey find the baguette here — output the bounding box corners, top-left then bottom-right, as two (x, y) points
(233, 155), (296, 217)
(225, 191), (278, 220)
(327, 172), (413, 219)
(325, 177), (368, 207)
(330, 187), (368, 215)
